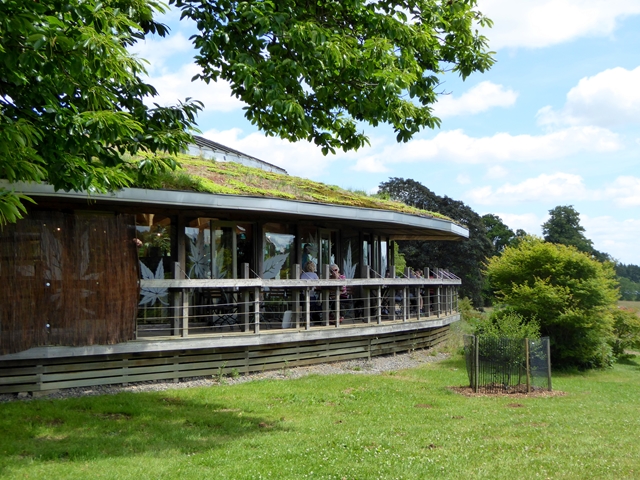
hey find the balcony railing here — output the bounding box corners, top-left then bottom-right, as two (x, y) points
(137, 266), (461, 339)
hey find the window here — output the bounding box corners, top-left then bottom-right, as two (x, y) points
(263, 223), (295, 279)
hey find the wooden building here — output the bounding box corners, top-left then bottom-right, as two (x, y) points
(0, 143), (466, 395)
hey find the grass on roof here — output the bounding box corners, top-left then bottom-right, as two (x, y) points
(133, 153), (456, 224)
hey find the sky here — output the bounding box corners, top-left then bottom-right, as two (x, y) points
(131, 0), (640, 265)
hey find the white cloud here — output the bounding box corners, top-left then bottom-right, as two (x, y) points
(433, 81), (518, 117)
(582, 215), (640, 264)
(129, 33), (193, 75)
(481, 211), (640, 264)
(491, 212), (543, 236)
(537, 66), (640, 128)
(478, 0), (640, 50)
(603, 176), (640, 207)
(200, 128), (345, 178)
(371, 126), (620, 166)
(465, 172), (589, 205)
(352, 157), (389, 173)
(485, 165), (508, 179)
(456, 173), (472, 185)
(145, 63), (243, 112)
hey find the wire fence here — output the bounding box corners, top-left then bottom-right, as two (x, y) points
(463, 335), (552, 393)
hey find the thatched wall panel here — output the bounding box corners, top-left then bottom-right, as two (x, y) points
(1, 212), (138, 354)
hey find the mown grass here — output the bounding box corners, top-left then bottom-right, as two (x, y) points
(1, 354), (639, 479)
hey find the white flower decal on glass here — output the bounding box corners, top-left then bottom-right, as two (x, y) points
(139, 260), (168, 306)
(343, 242), (358, 279)
(263, 253), (289, 279)
(187, 230), (210, 279)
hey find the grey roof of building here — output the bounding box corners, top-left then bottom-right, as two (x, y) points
(5, 181), (469, 241)
(190, 135), (287, 174)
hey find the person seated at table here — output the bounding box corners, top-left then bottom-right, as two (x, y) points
(301, 260), (319, 280)
(329, 264), (348, 323)
(300, 261), (321, 323)
(329, 264), (348, 297)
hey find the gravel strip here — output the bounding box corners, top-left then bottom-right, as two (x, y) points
(0, 350), (449, 403)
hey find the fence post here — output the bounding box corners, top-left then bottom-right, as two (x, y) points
(242, 263), (250, 333)
(546, 338), (552, 391)
(253, 287), (260, 334)
(474, 335), (479, 393)
(525, 337), (531, 394)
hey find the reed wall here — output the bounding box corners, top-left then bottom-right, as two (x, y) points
(0, 211), (139, 354)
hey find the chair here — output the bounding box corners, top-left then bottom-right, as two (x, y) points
(205, 289), (239, 329)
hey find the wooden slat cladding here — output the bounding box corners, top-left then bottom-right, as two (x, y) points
(0, 211), (139, 355)
(0, 326), (448, 394)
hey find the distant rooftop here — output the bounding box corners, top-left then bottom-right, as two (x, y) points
(187, 135), (288, 175)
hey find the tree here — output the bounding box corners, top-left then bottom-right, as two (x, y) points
(618, 276), (640, 301)
(0, 0), (202, 224)
(542, 205), (594, 254)
(616, 264), (640, 301)
(176, 0), (495, 154)
(378, 177), (493, 306)
(2, 0), (495, 224)
(485, 236), (619, 369)
(611, 307), (640, 356)
(481, 214), (515, 256)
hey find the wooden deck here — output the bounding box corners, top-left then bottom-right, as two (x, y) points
(0, 315), (457, 395)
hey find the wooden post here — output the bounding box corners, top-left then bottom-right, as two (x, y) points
(474, 335), (479, 393)
(335, 286), (340, 327)
(525, 337), (531, 394)
(242, 263), (250, 333)
(323, 288), (330, 326)
(365, 267), (371, 324)
(305, 288), (311, 330)
(181, 291), (189, 337)
(546, 338), (552, 391)
(172, 262), (181, 336)
(294, 263), (301, 328)
(376, 286), (382, 325)
(403, 287), (408, 322)
(254, 287), (260, 334)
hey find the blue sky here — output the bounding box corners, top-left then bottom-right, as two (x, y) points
(131, 1), (640, 265)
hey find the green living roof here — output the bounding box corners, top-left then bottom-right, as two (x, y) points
(137, 152), (458, 225)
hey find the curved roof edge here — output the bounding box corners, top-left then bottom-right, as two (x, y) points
(3, 181), (469, 240)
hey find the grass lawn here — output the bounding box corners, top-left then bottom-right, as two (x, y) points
(1, 354), (639, 479)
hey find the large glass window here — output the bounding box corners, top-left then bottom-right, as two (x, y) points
(235, 224), (253, 279)
(341, 235), (360, 279)
(363, 236), (370, 273)
(186, 220), (254, 279)
(263, 223), (295, 279)
(372, 235), (380, 276)
(299, 226), (318, 271)
(380, 238), (388, 278)
(186, 218), (212, 279)
(212, 225), (234, 279)
(319, 230), (337, 278)
(136, 213), (174, 281)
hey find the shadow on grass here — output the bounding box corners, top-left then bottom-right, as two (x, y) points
(0, 389), (284, 472)
(437, 355), (467, 370)
(616, 353), (640, 367)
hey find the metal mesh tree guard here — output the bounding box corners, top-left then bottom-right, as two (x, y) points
(464, 335), (552, 393)
(0, 211), (139, 354)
